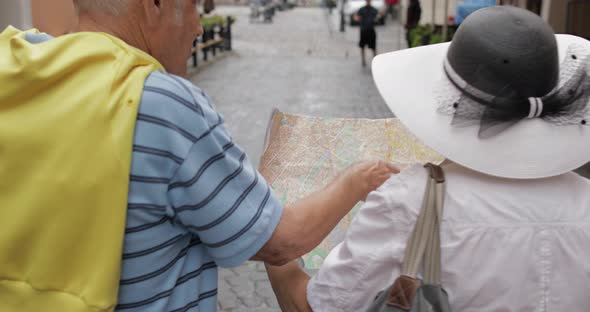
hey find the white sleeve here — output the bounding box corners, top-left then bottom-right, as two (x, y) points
(306, 165), (425, 312)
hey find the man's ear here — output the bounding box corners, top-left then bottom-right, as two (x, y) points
(141, 0), (161, 26)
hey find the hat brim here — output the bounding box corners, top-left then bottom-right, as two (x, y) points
(372, 34), (590, 179)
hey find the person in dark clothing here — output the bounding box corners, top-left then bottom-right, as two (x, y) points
(405, 0), (422, 48)
(354, 0), (382, 67)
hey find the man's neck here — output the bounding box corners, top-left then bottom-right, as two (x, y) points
(75, 14), (150, 54)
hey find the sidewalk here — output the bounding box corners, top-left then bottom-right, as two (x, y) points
(189, 6), (403, 311)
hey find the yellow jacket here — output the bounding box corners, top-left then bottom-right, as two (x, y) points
(0, 26), (164, 312)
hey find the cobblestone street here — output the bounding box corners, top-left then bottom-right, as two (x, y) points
(188, 6), (403, 311)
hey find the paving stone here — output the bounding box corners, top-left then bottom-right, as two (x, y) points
(232, 263), (258, 275)
(235, 307), (279, 312)
(232, 283), (256, 299)
(249, 271), (270, 281)
(255, 262), (267, 272)
(219, 268), (236, 280)
(226, 275), (251, 288)
(218, 291), (239, 310)
(241, 294), (264, 307)
(255, 282), (276, 299)
(266, 296), (281, 309)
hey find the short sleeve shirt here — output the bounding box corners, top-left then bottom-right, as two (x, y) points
(116, 71), (283, 311)
(307, 163), (590, 311)
(358, 5), (379, 30)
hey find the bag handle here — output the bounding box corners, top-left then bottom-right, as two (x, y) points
(400, 163), (445, 285)
(423, 169), (444, 285)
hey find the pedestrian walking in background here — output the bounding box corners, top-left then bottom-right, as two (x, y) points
(405, 0), (421, 48)
(354, 0), (382, 67)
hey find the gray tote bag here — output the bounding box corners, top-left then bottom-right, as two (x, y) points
(367, 164), (452, 312)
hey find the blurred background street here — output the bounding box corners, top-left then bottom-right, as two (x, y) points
(191, 6), (399, 167)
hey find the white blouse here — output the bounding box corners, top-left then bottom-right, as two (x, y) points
(307, 163), (590, 312)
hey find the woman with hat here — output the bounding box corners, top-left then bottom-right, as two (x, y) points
(264, 6), (590, 311)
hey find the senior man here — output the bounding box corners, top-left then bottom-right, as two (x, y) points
(0, 0), (397, 311)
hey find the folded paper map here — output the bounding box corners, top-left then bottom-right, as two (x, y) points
(258, 109), (443, 269)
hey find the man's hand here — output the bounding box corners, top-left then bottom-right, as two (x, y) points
(353, 14), (361, 22)
(347, 160), (400, 202)
(253, 160), (398, 266)
(261, 162), (398, 309)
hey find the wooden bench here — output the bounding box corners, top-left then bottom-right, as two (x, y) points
(191, 16), (234, 67)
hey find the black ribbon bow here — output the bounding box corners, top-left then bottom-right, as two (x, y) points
(439, 45), (590, 138)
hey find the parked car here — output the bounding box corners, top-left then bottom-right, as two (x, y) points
(343, 0), (386, 26)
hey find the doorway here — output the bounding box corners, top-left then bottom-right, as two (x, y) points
(567, 0), (590, 39)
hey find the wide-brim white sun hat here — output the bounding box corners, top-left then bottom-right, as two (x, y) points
(372, 6), (590, 179)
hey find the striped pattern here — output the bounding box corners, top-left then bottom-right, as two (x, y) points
(117, 71), (283, 311)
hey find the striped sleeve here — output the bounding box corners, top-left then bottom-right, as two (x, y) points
(166, 79), (283, 268)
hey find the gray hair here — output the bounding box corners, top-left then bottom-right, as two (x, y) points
(74, 0), (129, 15)
(74, 0), (184, 22)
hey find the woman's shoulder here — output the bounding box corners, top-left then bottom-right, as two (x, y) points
(442, 161), (590, 190)
(366, 164), (430, 222)
(442, 162), (590, 223)
(379, 163), (427, 189)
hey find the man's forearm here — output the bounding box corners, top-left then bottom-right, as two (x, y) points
(276, 170), (363, 259)
(265, 261), (312, 312)
(253, 160), (397, 265)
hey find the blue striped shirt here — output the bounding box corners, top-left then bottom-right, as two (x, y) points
(116, 71), (283, 311)
(23, 33), (283, 311)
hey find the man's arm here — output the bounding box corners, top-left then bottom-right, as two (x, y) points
(162, 78), (397, 268)
(354, 7), (363, 22)
(265, 261), (312, 312)
(252, 160), (398, 266)
(260, 162), (396, 311)
(264, 164), (408, 311)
